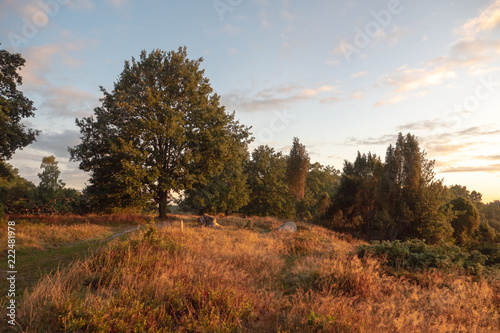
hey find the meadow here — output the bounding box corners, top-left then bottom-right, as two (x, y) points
(2, 215), (499, 332)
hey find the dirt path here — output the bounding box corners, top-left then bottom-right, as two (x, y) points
(105, 221), (173, 241)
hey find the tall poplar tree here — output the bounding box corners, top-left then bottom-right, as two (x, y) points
(70, 47), (251, 218)
(286, 137), (310, 201)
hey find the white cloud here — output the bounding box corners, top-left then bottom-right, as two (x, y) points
(21, 40), (92, 89)
(384, 63), (457, 93)
(300, 85), (336, 97)
(380, 25), (410, 44)
(18, 40), (99, 121)
(350, 71), (368, 78)
(457, 0), (500, 41)
(374, 61), (457, 108)
(221, 83), (339, 112)
(373, 1), (500, 108)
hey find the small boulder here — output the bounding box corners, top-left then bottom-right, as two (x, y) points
(198, 214), (223, 229)
(276, 222), (297, 232)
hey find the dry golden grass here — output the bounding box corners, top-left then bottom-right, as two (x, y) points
(14, 223), (112, 250)
(2, 213), (154, 251)
(12, 217), (500, 332)
(8, 213), (155, 226)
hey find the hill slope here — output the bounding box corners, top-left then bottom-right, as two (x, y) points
(14, 218), (500, 332)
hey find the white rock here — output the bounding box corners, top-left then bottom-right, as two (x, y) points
(276, 222), (297, 232)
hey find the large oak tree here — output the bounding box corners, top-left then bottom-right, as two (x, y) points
(70, 47), (251, 218)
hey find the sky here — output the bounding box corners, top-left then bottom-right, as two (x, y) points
(1, 0), (500, 202)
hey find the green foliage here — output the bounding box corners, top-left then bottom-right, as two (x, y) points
(325, 152), (383, 233)
(381, 133), (424, 239)
(449, 197), (480, 246)
(34, 155), (65, 211)
(286, 137), (310, 201)
(180, 118), (252, 214)
(321, 133), (454, 244)
(31, 156), (82, 214)
(447, 184), (483, 205)
(70, 47), (251, 218)
(358, 239), (487, 274)
(475, 242), (500, 265)
(0, 46), (39, 161)
(0, 162), (36, 214)
(303, 162), (338, 212)
(243, 145), (296, 219)
(299, 162), (339, 221)
(479, 201), (500, 232)
(379, 133), (452, 242)
(415, 180), (454, 245)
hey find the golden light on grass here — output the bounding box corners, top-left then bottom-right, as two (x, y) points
(7, 217), (500, 332)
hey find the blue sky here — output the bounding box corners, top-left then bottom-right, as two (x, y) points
(2, 0), (500, 202)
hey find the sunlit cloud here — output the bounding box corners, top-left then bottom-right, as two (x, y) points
(457, 0), (500, 41)
(383, 64), (457, 93)
(350, 71), (368, 78)
(440, 164), (500, 173)
(17, 40), (100, 121)
(21, 40), (93, 88)
(345, 134), (397, 146)
(222, 83), (340, 112)
(397, 119), (454, 132)
(300, 85), (337, 97)
(379, 25), (410, 44)
(373, 1), (500, 108)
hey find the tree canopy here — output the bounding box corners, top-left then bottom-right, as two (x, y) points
(243, 145), (295, 218)
(180, 118), (252, 214)
(0, 46), (39, 173)
(70, 47), (251, 218)
(449, 197), (480, 246)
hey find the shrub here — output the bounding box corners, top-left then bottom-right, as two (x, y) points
(358, 239), (488, 274)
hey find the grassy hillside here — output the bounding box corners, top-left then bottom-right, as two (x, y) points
(5, 216), (500, 332)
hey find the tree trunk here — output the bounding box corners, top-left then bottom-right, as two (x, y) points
(158, 191), (169, 219)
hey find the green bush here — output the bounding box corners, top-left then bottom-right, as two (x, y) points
(357, 239), (487, 274)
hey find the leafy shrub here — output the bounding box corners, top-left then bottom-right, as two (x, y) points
(358, 239), (488, 274)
